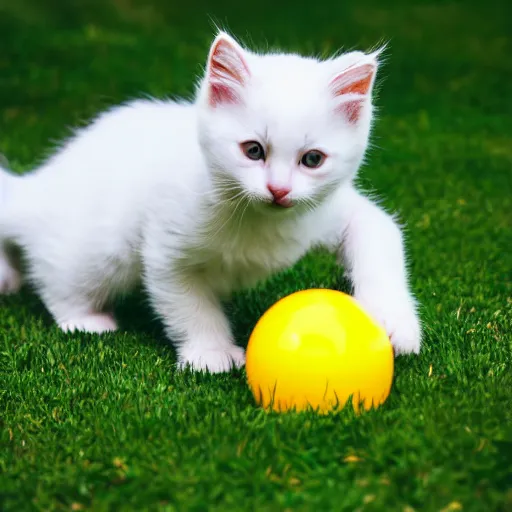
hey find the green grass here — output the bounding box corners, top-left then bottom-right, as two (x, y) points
(1, 0), (511, 510)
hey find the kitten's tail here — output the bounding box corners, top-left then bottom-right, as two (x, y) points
(0, 162), (23, 292)
(1, 159), (38, 242)
(0, 165), (9, 232)
(0, 161), (19, 239)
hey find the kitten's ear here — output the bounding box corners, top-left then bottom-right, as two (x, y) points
(206, 32), (250, 107)
(329, 52), (379, 123)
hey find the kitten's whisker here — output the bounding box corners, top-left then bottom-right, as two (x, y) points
(298, 197), (318, 215)
(204, 193), (248, 240)
(213, 184), (248, 203)
(221, 189), (248, 206)
(232, 192), (253, 240)
(172, 178), (244, 201)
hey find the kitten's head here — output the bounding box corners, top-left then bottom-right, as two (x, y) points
(196, 32), (381, 213)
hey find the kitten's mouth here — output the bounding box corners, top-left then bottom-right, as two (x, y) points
(248, 198), (293, 215)
(270, 199), (293, 209)
(262, 199), (295, 214)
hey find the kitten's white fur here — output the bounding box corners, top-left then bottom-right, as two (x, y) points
(0, 32), (421, 372)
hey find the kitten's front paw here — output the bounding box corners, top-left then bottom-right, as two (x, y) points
(356, 289), (422, 355)
(178, 342), (246, 373)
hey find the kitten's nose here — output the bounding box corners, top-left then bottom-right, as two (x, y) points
(267, 185), (292, 207)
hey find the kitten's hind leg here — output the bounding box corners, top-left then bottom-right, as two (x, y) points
(28, 246), (130, 335)
(59, 312), (118, 334)
(0, 243), (21, 294)
(39, 288), (118, 335)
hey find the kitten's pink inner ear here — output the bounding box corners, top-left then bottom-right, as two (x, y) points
(208, 37), (250, 107)
(330, 63), (376, 123)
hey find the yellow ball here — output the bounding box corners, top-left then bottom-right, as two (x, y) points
(246, 289), (394, 414)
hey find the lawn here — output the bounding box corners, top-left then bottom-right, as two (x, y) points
(1, 0), (511, 510)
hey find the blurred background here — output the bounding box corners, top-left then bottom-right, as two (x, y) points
(0, 0), (509, 168)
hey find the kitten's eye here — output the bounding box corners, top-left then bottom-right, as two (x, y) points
(301, 150), (326, 169)
(241, 141), (265, 161)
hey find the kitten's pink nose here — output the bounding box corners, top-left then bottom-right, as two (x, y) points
(267, 185), (292, 207)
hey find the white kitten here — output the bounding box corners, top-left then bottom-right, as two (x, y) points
(0, 32), (421, 372)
